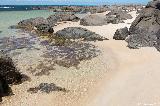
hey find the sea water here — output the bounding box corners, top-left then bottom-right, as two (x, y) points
(0, 10), (55, 37)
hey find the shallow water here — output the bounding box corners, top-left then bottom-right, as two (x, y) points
(0, 10), (55, 37)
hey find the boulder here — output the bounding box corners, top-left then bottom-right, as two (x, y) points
(106, 15), (124, 24)
(0, 52), (28, 101)
(113, 27), (129, 40)
(35, 24), (54, 34)
(80, 14), (108, 26)
(0, 52), (24, 84)
(18, 17), (49, 30)
(55, 27), (108, 41)
(107, 10), (133, 20)
(47, 14), (80, 26)
(126, 0), (160, 49)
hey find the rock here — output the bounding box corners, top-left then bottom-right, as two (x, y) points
(27, 83), (67, 94)
(18, 17), (49, 30)
(80, 14), (108, 26)
(126, 0), (160, 49)
(0, 51), (29, 102)
(8, 25), (19, 29)
(113, 27), (129, 40)
(0, 31), (2, 33)
(0, 52), (25, 84)
(35, 24), (54, 34)
(55, 27), (108, 41)
(47, 14), (80, 26)
(105, 10), (132, 24)
(0, 75), (12, 100)
(107, 10), (133, 20)
(106, 15), (125, 24)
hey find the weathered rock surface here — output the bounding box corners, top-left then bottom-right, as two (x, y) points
(55, 27), (108, 41)
(80, 14), (108, 26)
(18, 17), (49, 30)
(0, 52), (28, 101)
(35, 24), (54, 34)
(113, 27), (129, 40)
(106, 15), (124, 24)
(47, 14), (80, 26)
(126, 0), (160, 49)
(107, 10), (133, 20)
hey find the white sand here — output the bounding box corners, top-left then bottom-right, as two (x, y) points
(2, 11), (160, 106)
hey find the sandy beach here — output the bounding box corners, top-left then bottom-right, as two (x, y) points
(1, 8), (160, 106)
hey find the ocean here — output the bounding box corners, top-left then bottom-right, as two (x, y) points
(0, 8), (55, 37)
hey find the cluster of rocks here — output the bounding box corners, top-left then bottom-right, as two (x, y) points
(0, 52), (28, 101)
(80, 10), (133, 26)
(10, 13), (80, 35)
(113, 0), (160, 51)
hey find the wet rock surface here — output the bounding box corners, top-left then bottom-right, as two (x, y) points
(27, 83), (67, 94)
(113, 27), (129, 40)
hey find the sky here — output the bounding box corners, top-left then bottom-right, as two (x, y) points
(0, 0), (150, 5)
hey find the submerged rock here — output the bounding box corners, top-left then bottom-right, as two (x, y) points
(0, 31), (2, 33)
(55, 27), (108, 41)
(113, 27), (129, 40)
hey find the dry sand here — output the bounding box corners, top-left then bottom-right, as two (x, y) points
(2, 11), (160, 106)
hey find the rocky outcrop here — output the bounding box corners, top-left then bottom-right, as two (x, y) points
(0, 52), (28, 101)
(18, 17), (49, 30)
(55, 27), (108, 41)
(47, 14), (80, 26)
(113, 27), (129, 40)
(126, 0), (160, 49)
(80, 14), (108, 26)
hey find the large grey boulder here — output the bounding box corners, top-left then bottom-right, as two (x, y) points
(80, 14), (108, 26)
(126, 0), (160, 49)
(55, 27), (108, 41)
(113, 27), (129, 40)
(106, 15), (124, 24)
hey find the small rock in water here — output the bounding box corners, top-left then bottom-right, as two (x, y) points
(27, 83), (68, 94)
